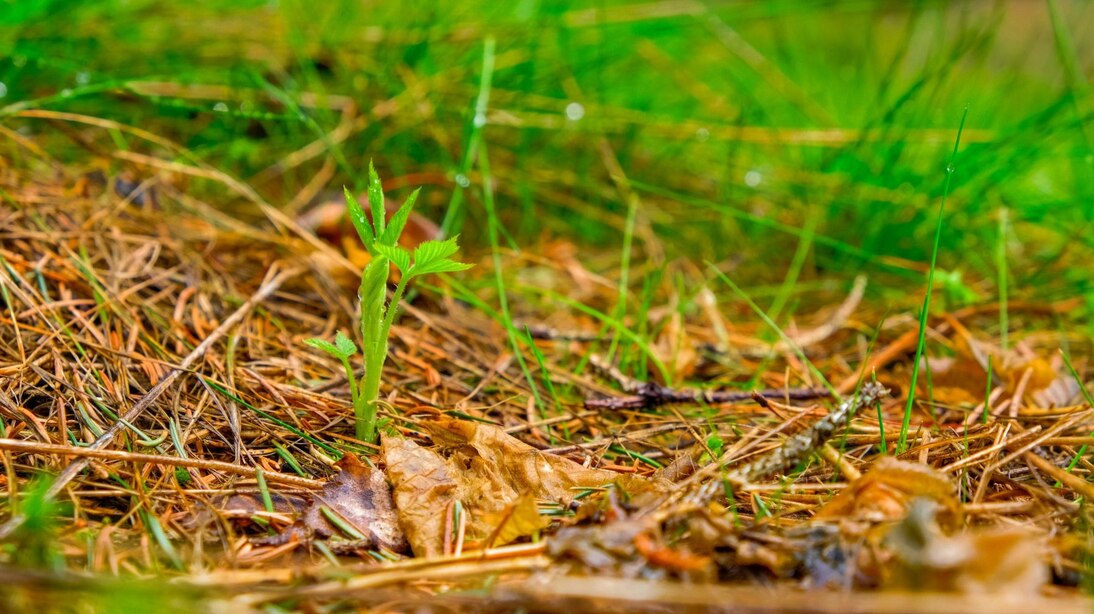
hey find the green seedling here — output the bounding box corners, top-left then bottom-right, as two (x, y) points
(307, 162), (472, 442)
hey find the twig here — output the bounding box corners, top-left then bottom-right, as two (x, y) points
(496, 576), (1094, 614)
(584, 354), (830, 410)
(521, 323), (600, 342)
(676, 382), (890, 508)
(542, 423), (689, 455)
(0, 438), (322, 489)
(232, 543), (549, 604)
(725, 382), (888, 484)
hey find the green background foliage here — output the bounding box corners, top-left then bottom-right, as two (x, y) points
(1, 0), (1090, 306)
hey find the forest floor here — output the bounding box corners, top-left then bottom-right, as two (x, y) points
(1, 163), (1093, 612)
(2, 1), (1093, 612)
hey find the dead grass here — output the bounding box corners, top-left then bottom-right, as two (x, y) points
(1, 144), (1094, 611)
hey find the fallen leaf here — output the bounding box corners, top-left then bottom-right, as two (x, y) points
(382, 435), (458, 558)
(548, 518), (653, 578)
(815, 456), (959, 531)
(419, 415), (653, 503)
(383, 417), (658, 557)
(254, 453), (408, 554)
(732, 536), (800, 579)
(883, 499), (1047, 595)
(633, 532), (712, 573)
(547, 493), (711, 581)
(931, 319), (1079, 409)
(481, 493), (550, 548)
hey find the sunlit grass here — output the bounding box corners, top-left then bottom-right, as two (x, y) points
(0, 1), (1086, 304)
(897, 107), (968, 454)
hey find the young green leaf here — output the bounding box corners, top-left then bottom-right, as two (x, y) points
(412, 236), (461, 267)
(360, 256), (389, 338)
(373, 243), (411, 273)
(379, 188), (420, 247)
(411, 258), (474, 277)
(305, 337), (346, 358)
(334, 330), (358, 356)
(367, 161), (386, 237)
(344, 187), (375, 250)
(307, 164), (474, 443)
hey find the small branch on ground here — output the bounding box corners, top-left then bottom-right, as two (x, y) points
(584, 354), (830, 410)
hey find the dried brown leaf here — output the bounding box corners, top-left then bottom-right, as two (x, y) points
(480, 493), (550, 548)
(256, 453), (408, 554)
(815, 456), (959, 530)
(420, 415), (653, 502)
(382, 435), (458, 558)
(383, 418), (658, 557)
(884, 499), (1047, 594)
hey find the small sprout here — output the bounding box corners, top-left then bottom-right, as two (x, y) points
(706, 434), (724, 460)
(306, 162), (472, 443)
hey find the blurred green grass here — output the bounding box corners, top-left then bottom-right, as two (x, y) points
(1, 0), (1091, 312)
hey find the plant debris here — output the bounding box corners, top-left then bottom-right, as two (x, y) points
(1, 156), (1093, 612)
(252, 453), (407, 555)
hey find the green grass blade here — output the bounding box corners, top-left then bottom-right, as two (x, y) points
(897, 106), (969, 453)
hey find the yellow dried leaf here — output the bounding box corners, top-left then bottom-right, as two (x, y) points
(481, 493), (549, 548)
(420, 415), (653, 502)
(816, 457), (959, 530)
(382, 435), (458, 558)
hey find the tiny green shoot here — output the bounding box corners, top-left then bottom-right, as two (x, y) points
(307, 163), (472, 442)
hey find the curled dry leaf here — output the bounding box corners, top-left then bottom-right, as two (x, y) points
(922, 354), (989, 408)
(381, 434), (458, 558)
(926, 322), (1080, 410)
(884, 499), (1048, 595)
(815, 456), (960, 531)
(481, 493), (550, 549)
(383, 416), (659, 558)
(255, 453), (408, 554)
(418, 415), (654, 502)
(732, 535), (801, 579)
(549, 518), (706, 580)
(633, 532), (712, 574)
(549, 491), (712, 581)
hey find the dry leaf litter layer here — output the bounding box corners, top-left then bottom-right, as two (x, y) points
(1, 170), (1093, 612)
